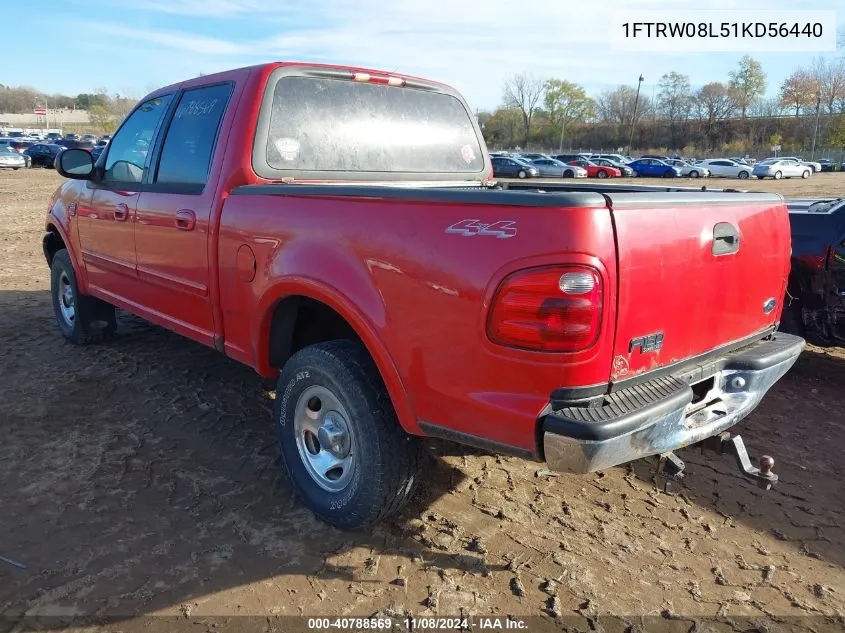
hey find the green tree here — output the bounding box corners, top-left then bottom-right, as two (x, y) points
(728, 55), (766, 118)
(828, 114), (845, 148)
(88, 103), (115, 133)
(543, 79), (594, 151)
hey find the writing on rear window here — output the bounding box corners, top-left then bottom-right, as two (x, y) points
(175, 98), (219, 119)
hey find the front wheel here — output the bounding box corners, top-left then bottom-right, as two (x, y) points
(738, 171), (750, 180)
(517, 170), (527, 179)
(630, 171), (638, 177)
(564, 170), (574, 178)
(756, 175), (765, 179)
(663, 170), (674, 178)
(50, 249), (116, 344)
(597, 170), (608, 178)
(802, 170), (810, 179)
(275, 340), (421, 530)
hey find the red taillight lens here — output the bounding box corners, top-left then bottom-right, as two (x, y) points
(487, 265), (602, 353)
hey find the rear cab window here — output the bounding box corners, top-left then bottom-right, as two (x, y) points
(252, 67), (488, 182)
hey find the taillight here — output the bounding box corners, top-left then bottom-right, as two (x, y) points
(487, 265), (602, 353)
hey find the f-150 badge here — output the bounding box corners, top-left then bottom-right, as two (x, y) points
(629, 332), (665, 354)
(445, 219), (517, 239)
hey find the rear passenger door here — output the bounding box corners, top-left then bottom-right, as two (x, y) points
(133, 82), (234, 348)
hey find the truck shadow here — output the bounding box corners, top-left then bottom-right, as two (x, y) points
(628, 347), (845, 570)
(0, 291), (503, 623)
(1, 290), (843, 622)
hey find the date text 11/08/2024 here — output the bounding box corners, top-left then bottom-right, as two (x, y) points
(306, 617), (527, 630)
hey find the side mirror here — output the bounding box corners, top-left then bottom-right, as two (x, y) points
(56, 148), (95, 179)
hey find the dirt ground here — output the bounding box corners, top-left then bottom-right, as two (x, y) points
(1, 169), (844, 631)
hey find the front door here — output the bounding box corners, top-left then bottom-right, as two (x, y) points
(134, 82), (234, 347)
(77, 94), (173, 300)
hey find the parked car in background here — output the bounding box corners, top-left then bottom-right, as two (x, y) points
(591, 157), (633, 177)
(0, 146), (26, 169)
(0, 139), (34, 154)
(779, 156), (822, 173)
(64, 133), (81, 141)
(551, 153), (591, 164)
(640, 154), (670, 161)
(694, 158), (753, 179)
(627, 158), (681, 178)
(24, 143), (64, 168)
(91, 144), (107, 162)
(730, 157), (754, 166)
(752, 158), (812, 180)
(519, 152), (553, 161)
(818, 159), (837, 172)
(491, 155), (539, 178)
(665, 158), (710, 178)
(46, 132), (62, 142)
(81, 134), (98, 144)
(780, 198), (845, 344)
(591, 153), (630, 165)
(528, 157), (587, 178)
(54, 139), (95, 152)
(565, 157), (621, 178)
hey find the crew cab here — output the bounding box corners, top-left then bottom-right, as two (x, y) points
(44, 62), (804, 529)
(780, 198), (845, 344)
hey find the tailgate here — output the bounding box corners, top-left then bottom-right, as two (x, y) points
(607, 192), (790, 380)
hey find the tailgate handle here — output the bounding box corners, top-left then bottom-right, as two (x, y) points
(712, 222), (740, 255)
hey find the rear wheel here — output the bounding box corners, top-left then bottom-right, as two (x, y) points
(774, 171), (782, 180)
(517, 170), (526, 179)
(689, 170), (699, 178)
(756, 176), (765, 179)
(275, 340), (421, 530)
(597, 170), (608, 178)
(50, 249), (116, 344)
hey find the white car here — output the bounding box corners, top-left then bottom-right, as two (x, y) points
(777, 156), (822, 173)
(752, 159), (812, 180)
(592, 153), (630, 164)
(694, 158), (753, 179)
(665, 158), (709, 178)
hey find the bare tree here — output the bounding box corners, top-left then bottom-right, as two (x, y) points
(502, 73), (545, 146)
(811, 57), (845, 114)
(596, 86), (651, 126)
(658, 71), (692, 148)
(694, 82), (734, 147)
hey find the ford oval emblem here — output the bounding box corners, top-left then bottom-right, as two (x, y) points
(763, 298), (777, 314)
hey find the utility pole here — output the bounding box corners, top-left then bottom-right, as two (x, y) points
(628, 75), (644, 153)
(810, 94), (821, 160)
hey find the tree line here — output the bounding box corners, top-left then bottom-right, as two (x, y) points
(484, 55), (845, 155)
(0, 85), (136, 132)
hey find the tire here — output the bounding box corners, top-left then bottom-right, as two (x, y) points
(756, 176), (765, 179)
(689, 170), (699, 178)
(630, 171), (638, 177)
(50, 249), (116, 344)
(13, 167), (20, 171)
(564, 170), (574, 178)
(774, 171), (782, 180)
(275, 340), (421, 530)
(597, 170), (608, 178)
(517, 170), (526, 179)
(738, 171), (749, 180)
(663, 170), (674, 178)
(802, 170), (810, 179)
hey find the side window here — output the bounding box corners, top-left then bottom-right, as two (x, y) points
(156, 83), (233, 187)
(104, 95), (172, 184)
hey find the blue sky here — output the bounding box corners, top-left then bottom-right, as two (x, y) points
(3, 0), (843, 111)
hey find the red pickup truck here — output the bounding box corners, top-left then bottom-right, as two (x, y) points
(44, 62), (804, 529)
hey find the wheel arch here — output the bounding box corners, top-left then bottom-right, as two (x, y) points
(254, 279), (418, 435)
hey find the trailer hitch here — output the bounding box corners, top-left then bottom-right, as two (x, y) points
(702, 432), (778, 490)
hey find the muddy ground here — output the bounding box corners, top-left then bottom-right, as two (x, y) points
(1, 169), (844, 631)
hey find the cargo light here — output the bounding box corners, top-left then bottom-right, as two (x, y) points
(352, 72), (405, 87)
(487, 265), (603, 353)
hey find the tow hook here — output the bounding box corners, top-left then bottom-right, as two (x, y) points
(702, 432), (779, 490)
(656, 451), (686, 494)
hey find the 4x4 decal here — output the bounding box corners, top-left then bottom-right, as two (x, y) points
(445, 219), (517, 239)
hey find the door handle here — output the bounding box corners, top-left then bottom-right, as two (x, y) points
(113, 203), (129, 222)
(175, 209), (196, 231)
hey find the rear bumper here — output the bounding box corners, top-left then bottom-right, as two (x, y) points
(541, 333), (805, 473)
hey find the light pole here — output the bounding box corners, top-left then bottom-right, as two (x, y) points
(628, 74), (644, 153)
(810, 94), (821, 160)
